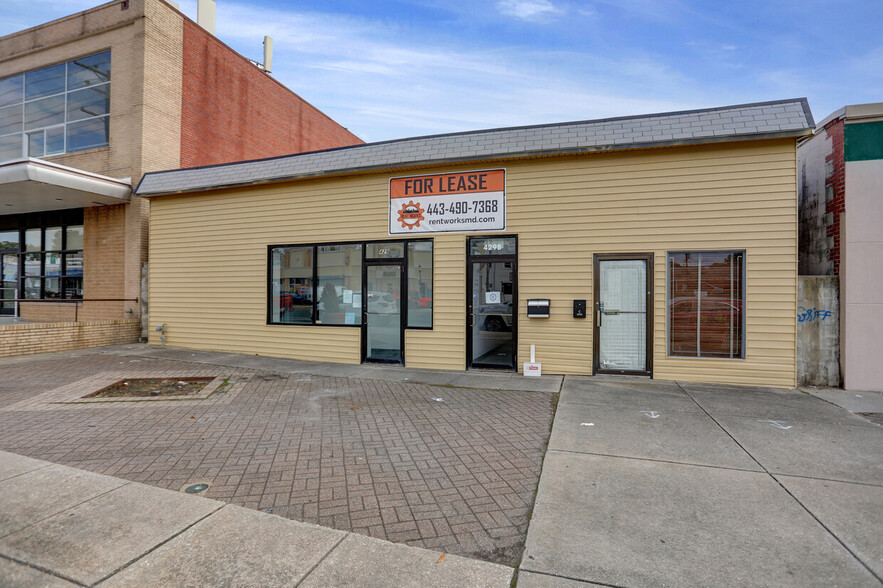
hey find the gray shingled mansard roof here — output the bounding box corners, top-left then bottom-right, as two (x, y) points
(136, 98), (814, 196)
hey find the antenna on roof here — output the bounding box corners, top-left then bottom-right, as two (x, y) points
(248, 36), (273, 74)
(263, 37), (273, 73)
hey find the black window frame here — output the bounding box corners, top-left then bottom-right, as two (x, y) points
(0, 209), (84, 301)
(267, 238), (433, 330)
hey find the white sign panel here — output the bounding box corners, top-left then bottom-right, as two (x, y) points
(389, 170), (505, 235)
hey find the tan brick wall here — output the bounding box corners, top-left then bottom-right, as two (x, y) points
(0, 319), (141, 358)
(0, 0), (148, 182)
(0, 0), (184, 324)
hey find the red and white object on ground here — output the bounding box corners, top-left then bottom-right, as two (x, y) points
(523, 344), (542, 377)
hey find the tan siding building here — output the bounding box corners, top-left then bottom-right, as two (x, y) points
(139, 100), (814, 387)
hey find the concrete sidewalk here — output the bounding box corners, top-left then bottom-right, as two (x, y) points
(520, 377), (883, 587)
(0, 451), (514, 587)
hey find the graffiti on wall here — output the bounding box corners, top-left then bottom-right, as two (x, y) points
(797, 307), (833, 323)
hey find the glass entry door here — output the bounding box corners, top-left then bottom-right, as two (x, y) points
(467, 237), (517, 370)
(0, 253), (17, 316)
(593, 254), (653, 375)
(363, 262), (404, 363)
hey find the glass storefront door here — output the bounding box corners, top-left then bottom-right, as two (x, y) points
(593, 254), (653, 375)
(363, 262), (404, 363)
(467, 237), (517, 370)
(1, 253), (17, 316)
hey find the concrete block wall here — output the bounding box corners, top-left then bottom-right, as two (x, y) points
(797, 276), (840, 387)
(0, 319), (141, 358)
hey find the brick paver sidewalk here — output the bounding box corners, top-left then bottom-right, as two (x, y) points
(0, 349), (556, 566)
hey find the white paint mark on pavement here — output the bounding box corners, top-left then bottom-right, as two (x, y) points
(580, 423), (594, 427)
(759, 420), (792, 430)
(642, 411), (661, 419)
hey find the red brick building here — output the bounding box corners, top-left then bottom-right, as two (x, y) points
(0, 0), (361, 356)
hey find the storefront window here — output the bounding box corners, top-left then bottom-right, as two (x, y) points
(668, 251), (745, 358)
(407, 241), (433, 328)
(317, 244), (362, 325)
(24, 228), (40, 251)
(268, 240), (433, 328)
(0, 210), (84, 300)
(66, 225), (84, 250)
(270, 246), (313, 324)
(0, 230), (17, 250)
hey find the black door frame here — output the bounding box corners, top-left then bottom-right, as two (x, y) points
(361, 258), (406, 365)
(593, 253), (654, 376)
(0, 250), (17, 316)
(466, 236), (517, 370)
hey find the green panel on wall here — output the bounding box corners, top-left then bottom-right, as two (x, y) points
(845, 121), (883, 161)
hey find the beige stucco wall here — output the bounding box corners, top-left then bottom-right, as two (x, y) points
(147, 138), (799, 387)
(842, 158), (883, 391)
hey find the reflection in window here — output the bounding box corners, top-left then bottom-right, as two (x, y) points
(24, 277), (40, 299)
(0, 51), (110, 162)
(24, 95), (65, 130)
(66, 117), (109, 152)
(0, 104), (21, 134)
(668, 251), (745, 358)
(407, 241), (433, 327)
(268, 240), (432, 328)
(25, 64), (66, 100)
(45, 227), (63, 251)
(270, 246), (313, 324)
(66, 225), (84, 250)
(67, 52), (111, 90)
(2, 211), (84, 300)
(0, 134), (20, 162)
(317, 244), (362, 325)
(0, 76), (23, 108)
(25, 228), (40, 251)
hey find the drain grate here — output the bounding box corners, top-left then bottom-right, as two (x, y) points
(183, 483), (210, 494)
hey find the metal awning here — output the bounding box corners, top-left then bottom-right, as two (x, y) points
(0, 158), (131, 214)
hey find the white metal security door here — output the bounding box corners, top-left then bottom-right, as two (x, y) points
(594, 255), (652, 375)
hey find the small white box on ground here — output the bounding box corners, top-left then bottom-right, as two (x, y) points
(523, 362), (542, 376)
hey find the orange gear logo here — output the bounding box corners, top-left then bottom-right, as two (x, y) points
(397, 201), (425, 230)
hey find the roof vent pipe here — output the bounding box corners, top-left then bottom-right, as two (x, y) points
(263, 36), (273, 73)
(197, 0), (216, 35)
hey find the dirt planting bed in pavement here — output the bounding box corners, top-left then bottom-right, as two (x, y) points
(0, 349), (556, 566)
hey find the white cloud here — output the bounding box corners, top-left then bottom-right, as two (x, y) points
(496, 0), (563, 21)
(201, 1), (707, 142)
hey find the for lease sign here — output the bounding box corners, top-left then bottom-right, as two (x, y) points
(389, 169), (505, 234)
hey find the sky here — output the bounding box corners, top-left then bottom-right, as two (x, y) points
(2, 0), (880, 143)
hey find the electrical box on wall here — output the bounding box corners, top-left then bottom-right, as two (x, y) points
(527, 299), (550, 318)
(573, 299), (586, 318)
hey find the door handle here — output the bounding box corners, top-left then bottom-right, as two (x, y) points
(597, 309), (602, 328)
(470, 314), (475, 327)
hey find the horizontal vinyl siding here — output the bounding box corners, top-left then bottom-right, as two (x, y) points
(148, 139), (797, 386)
